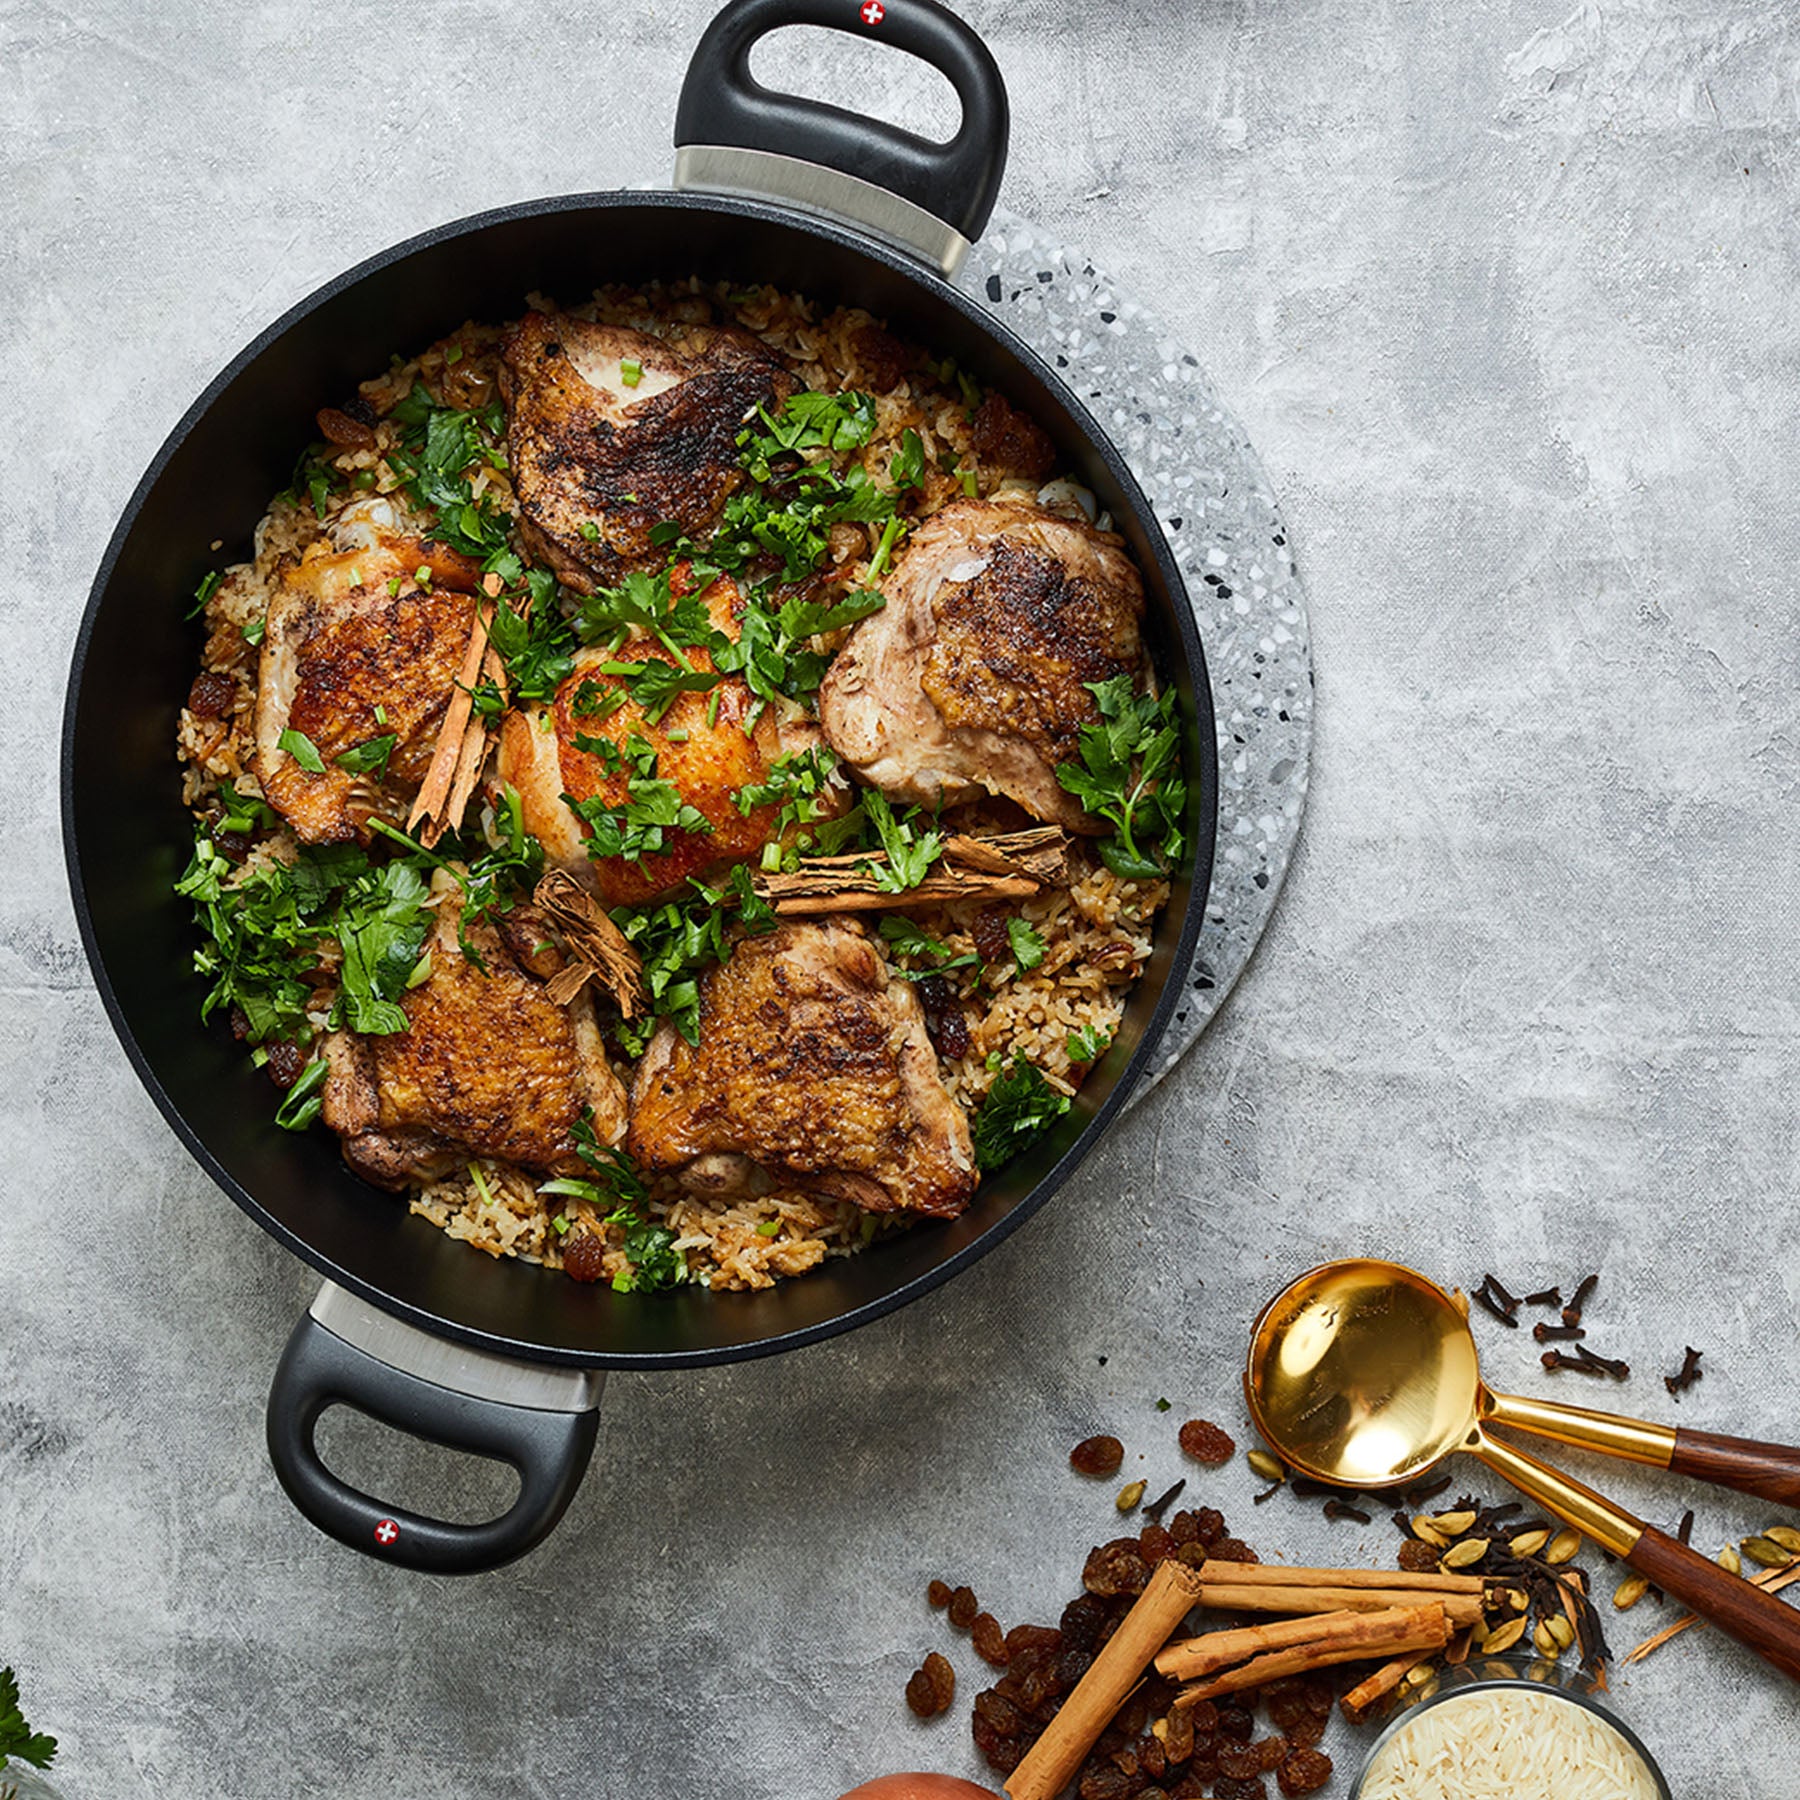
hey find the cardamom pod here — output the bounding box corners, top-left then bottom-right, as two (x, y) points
(1481, 1615), (1528, 1654)
(1116, 1479), (1147, 1512)
(1763, 1525), (1800, 1556)
(1429, 1510), (1478, 1536)
(1440, 1537), (1490, 1570)
(1533, 1619), (1561, 1656)
(1718, 1544), (1742, 1575)
(1612, 1573), (1649, 1610)
(1246, 1450), (1286, 1483)
(1506, 1586), (1530, 1613)
(1411, 1516), (1449, 1547)
(1543, 1529), (1581, 1565)
(1742, 1535), (1791, 1569)
(1508, 1528), (1550, 1558)
(1547, 1614), (1575, 1649)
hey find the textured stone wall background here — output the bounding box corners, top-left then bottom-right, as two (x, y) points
(4, 1), (1798, 1794)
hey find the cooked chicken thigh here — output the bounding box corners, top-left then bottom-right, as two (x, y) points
(320, 883), (627, 1188)
(496, 571), (840, 908)
(818, 496), (1148, 832)
(499, 309), (793, 592)
(254, 506), (482, 844)
(628, 919), (976, 1219)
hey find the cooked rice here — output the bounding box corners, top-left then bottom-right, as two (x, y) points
(175, 282), (1170, 1291)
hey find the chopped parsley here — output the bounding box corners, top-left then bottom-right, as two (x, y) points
(563, 733), (715, 864)
(890, 426), (926, 491)
(1066, 1021), (1114, 1063)
(1054, 676), (1188, 880)
(487, 569), (577, 703)
(858, 789), (944, 892)
(734, 744), (842, 851)
(539, 1116), (686, 1292)
(277, 727), (326, 773)
(876, 915), (980, 980)
(386, 389), (514, 565)
(334, 734), (396, 778)
(1007, 916), (1047, 974)
(273, 1056), (330, 1131)
(0, 1666), (57, 1774)
(972, 1059), (1072, 1172)
(326, 860), (435, 1035)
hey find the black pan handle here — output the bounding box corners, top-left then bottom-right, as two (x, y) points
(265, 1290), (602, 1575)
(674, 0), (1009, 255)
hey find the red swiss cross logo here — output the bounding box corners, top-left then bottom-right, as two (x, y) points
(374, 1517), (400, 1546)
(860, 0), (885, 23)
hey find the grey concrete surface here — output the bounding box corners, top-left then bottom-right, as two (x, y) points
(5, 1), (1800, 1795)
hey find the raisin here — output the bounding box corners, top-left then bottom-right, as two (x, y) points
(1263, 1679), (1309, 1731)
(1397, 1536), (1442, 1573)
(927, 1578), (953, 1608)
(1084, 1538), (1151, 1596)
(263, 1041), (305, 1088)
(972, 1611), (1009, 1666)
(905, 1650), (955, 1718)
(1283, 1715), (1325, 1749)
(1139, 1790), (1170, 1800)
(974, 1689), (1028, 1735)
(1060, 1593), (1108, 1649)
(972, 905), (1015, 964)
(1005, 1623), (1062, 1655)
(1297, 1678), (1334, 1719)
(1168, 1509), (1200, 1545)
(1055, 1646), (1093, 1688)
(213, 828), (252, 862)
(1256, 1739), (1288, 1772)
(851, 323), (916, 391)
(1138, 1523), (1174, 1565)
(1170, 1777), (1209, 1800)
(1078, 1766), (1137, 1800)
(1071, 1433), (1126, 1476)
(925, 1001), (971, 1060)
(187, 670), (236, 719)
(1193, 1508), (1227, 1546)
(1218, 1705), (1255, 1743)
(1217, 1741), (1265, 1780)
(341, 395), (378, 428)
(1111, 1745), (1143, 1779)
(1277, 1749), (1333, 1796)
(948, 1584), (979, 1628)
(1178, 1418), (1236, 1464)
(1139, 1736), (1167, 1780)
(562, 1232), (608, 1283)
(1209, 1538), (1261, 1564)
(971, 1713), (1022, 1774)
(1215, 1779), (1267, 1800)
(316, 405), (378, 449)
(1014, 1657), (1057, 1713)
(971, 391), (1057, 480)
(1183, 1701), (1219, 1737)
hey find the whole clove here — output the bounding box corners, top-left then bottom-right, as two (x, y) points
(1523, 1286), (1563, 1308)
(1664, 1346), (1704, 1399)
(1251, 1479), (1284, 1505)
(1562, 1272), (1600, 1328)
(1543, 1348), (1612, 1378)
(1573, 1343), (1630, 1379)
(1403, 1473), (1454, 1507)
(1474, 1274), (1521, 1327)
(1140, 1477), (1187, 1521)
(1533, 1321), (1587, 1343)
(1323, 1497), (1374, 1525)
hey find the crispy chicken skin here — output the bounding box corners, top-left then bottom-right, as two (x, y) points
(628, 919), (977, 1219)
(496, 572), (837, 907)
(818, 496), (1148, 832)
(498, 309), (794, 592)
(253, 507), (482, 844)
(320, 884), (627, 1189)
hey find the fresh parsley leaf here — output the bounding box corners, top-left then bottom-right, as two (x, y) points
(186, 568), (224, 620)
(327, 860), (434, 1035)
(972, 1059), (1071, 1172)
(890, 426), (925, 490)
(1066, 1021), (1114, 1063)
(859, 789), (944, 892)
(733, 744), (840, 836)
(0, 1666), (57, 1773)
(563, 735), (715, 865)
(877, 915), (980, 980)
(597, 655), (722, 724)
(334, 733), (396, 778)
(486, 572), (578, 703)
(1007, 916), (1047, 974)
(278, 727), (326, 773)
(273, 1055), (330, 1131)
(1054, 677), (1188, 880)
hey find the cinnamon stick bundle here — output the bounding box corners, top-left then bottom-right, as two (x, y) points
(755, 828), (1071, 916)
(1188, 1562), (1488, 1594)
(533, 871), (644, 1016)
(1155, 1609), (1366, 1681)
(1004, 1560), (1202, 1800)
(1339, 1650), (1439, 1725)
(1188, 1581), (1484, 1627)
(409, 598), (494, 846)
(1172, 1602), (1450, 1708)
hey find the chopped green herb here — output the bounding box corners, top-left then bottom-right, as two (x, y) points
(541, 1124), (686, 1292)
(273, 1056), (330, 1131)
(1155, 1397), (1172, 1412)
(241, 615), (266, 647)
(186, 568), (224, 620)
(876, 915), (980, 979)
(890, 426), (926, 490)
(1054, 676), (1187, 880)
(277, 727), (326, 773)
(858, 789), (944, 892)
(327, 860), (434, 1035)
(755, 1218), (782, 1238)
(334, 733), (397, 778)
(0, 1666), (58, 1774)
(579, 520), (601, 541)
(563, 734), (715, 864)
(1007, 916), (1047, 974)
(619, 358), (644, 388)
(973, 1059), (1071, 1172)
(1066, 1021), (1114, 1063)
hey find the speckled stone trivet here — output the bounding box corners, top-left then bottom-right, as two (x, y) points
(959, 210), (1314, 1098)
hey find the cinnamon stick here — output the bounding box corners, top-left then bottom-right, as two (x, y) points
(410, 598), (493, 845)
(1339, 1650), (1439, 1725)
(1172, 1603), (1449, 1708)
(755, 828), (1071, 915)
(1189, 1582), (1484, 1627)
(534, 870), (644, 1017)
(1155, 1609), (1365, 1681)
(1004, 1560), (1202, 1800)
(1189, 1562), (1488, 1594)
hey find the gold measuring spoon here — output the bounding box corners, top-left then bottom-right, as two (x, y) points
(1244, 1259), (1800, 1684)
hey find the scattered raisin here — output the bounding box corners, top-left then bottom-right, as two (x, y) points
(1282, 1715), (1325, 1749)
(562, 1232), (607, 1283)
(974, 1689), (1028, 1736)
(972, 905), (1015, 964)
(1214, 1778), (1268, 1800)
(1060, 1593), (1107, 1649)
(1217, 1742), (1265, 1780)
(971, 1714), (1024, 1775)
(315, 405), (378, 450)
(1178, 1418), (1236, 1464)
(1217, 1705), (1255, 1743)
(1071, 1433), (1126, 1477)
(905, 1650), (956, 1718)
(970, 391), (1057, 480)
(1184, 1701), (1219, 1737)
(927, 1578), (953, 1609)
(1138, 1523), (1174, 1565)
(186, 670), (236, 719)
(925, 1001), (971, 1060)
(1276, 1748), (1333, 1797)
(1209, 1537), (1261, 1564)
(948, 1584), (979, 1629)
(1078, 1765), (1136, 1800)
(1005, 1623), (1062, 1656)
(1084, 1538), (1151, 1596)
(1397, 1537), (1441, 1573)
(263, 1041), (305, 1088)
(972, 1611), (1009, 1667)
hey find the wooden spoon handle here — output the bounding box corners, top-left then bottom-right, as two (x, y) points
(1669, 1428), (1800, 1507)
(1628, 1526), (1800, 1684)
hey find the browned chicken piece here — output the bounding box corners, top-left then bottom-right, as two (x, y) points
(628, 918), (976, 1219)
(253, 503), (483, 844)
(817, 495), (1149, 833)
(498, 308), (794, 592)
(320, 881), (628, 1189)
(496, 570), (844, 908)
